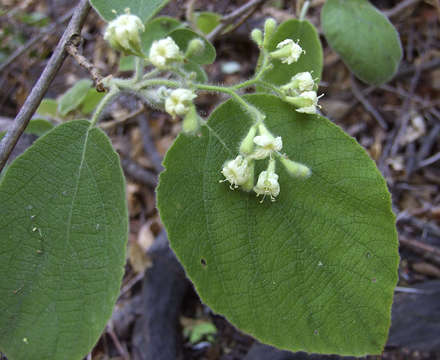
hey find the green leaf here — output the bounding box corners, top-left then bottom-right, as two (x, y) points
(157, 94), (399, 356)
(169, 28), (216, 65)
(195, 12), (221, 35)
(90, 0), (169, 22)
(58, 79), (93, 116)
(141, 16), (182, 55)
(81, 89), (106, 115)
(261, 19), (323, 88)
(183, 60), (208, 83)
(321, 0), (402, 85)
(0, 120), (128, 360)
(36, 99), (58, 118)
(25, 118), (54, 136)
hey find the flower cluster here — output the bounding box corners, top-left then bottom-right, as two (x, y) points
(104, 12), (145, 56)
(149, 37), (183, 68)
(279, 71), (323, 114)
(220, 123), (311, 202)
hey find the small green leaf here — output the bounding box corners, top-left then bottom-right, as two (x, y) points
(184, 322), (217, 344)
(25, 119), (54, 136)
(58, 79), (93, 116)
(183, 60), (208, 83)
(141, 16), (182, 55)
(261, 19), (323, 88)
(321, 0), (402, 85)
(0, 120), (128, 360)
(169, 28), (216, 65)
(90, 0), (169, 22)
(81, 89), (106, 115)
(36, 98), (58, 118)
(195, 12), (222, 35)
(157, 94), (399, 356)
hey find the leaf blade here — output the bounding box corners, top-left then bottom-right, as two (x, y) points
(0, 120), (128, 360)
(157, 94), (398, 356)
(321, 0), (402, 85)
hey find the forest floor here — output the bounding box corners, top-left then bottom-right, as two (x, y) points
(1, 0), (440, 359)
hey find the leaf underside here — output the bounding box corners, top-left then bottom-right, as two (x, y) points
(0, 120), (128, 360)
(89, 0), (169, 22)
(157, 94), (399, 356)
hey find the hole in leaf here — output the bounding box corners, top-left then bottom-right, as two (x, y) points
(200, 258), (207, 267)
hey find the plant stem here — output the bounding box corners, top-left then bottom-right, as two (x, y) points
(134, 57), (144, 82)
(135, 78), (181, 90)
(90, 87), (119, 128)
(194, 83), (265, 122)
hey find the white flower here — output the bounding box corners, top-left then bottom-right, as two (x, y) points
(149, 37), (182, 68)
(104, 13), (145, 55)
(271, 39), (304, 64)
(165, 89), (197, 118)
(254, 170), (280, 202)
(295, 91), (320, 114)
(281, 72), (315, 95)
(252, 134), (282, 160)
(220, 155), (252, 189)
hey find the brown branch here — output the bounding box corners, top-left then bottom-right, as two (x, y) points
(399, 235), (440, 267)
(65, 35), (106, 92)
(206, 0), (268, 41)
(382, 0), (421, 18)
(0, 0), (91, 172)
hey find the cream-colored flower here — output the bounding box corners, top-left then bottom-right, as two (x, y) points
(271, 39), (304, 64)
(295, 91), (320, 114)
(281, 72), (315, 95)
(220, 155), (252, 189)
(254, 170), (280, 202)
(252, 134), (282, 159)
(165, 89), (197, 118)
(149, 37), (182, 68)
(104, 13), (145, 55)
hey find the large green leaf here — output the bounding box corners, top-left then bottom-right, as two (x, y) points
(89, 0), (169, 22)
(157, 94), (399, 356)
(261, 19), (323, 87)
(0, 120), (128, 360)
(321, 0), (402, 85)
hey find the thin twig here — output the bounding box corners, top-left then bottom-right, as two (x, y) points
(399, 235), (440, 267)
(65, 35), (106, 92)
(350, 76), (388, 129)
(417, 152), (440, 168)
(0, 0), (91, 172)
(0, 8), (75, 73)
(383, 0), (421, 18)
(100, 106), (145, 130)
(206, 0), (267, 41)
(121, 158), (158, 187)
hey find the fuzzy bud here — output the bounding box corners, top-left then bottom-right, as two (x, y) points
(251, 29), (263, 46)
(185, 38), (205, 58)
(182, 105), (200, 134)
(280, 157), (311, 178)
(239, 125), (257, 155)
(263, 18), (277, 48)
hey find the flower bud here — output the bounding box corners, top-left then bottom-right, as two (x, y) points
(251, 29), (263, 46)
(280, 157), (311, 178)
(270, 39), (304, 64)
(182, 105), (200, 134)
(185, 38), (205, 58)
(263, 18), (277, 48)
(104, 13), (145, 56)
(241, 160), (255, 192)
(239, 125), (257, 155)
